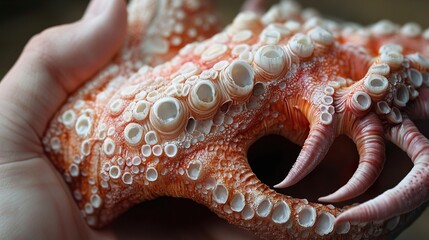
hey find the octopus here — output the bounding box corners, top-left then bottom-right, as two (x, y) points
(42, 0), (429, 239)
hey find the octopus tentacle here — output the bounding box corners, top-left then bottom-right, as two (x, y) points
(125, 0), (220, 66)
(275, 117), (336, 188)
(336, 117), (429, 223)
(319, 113), (385, 202)
(407, 88), (429, 119)
(175, 148), (347, 239)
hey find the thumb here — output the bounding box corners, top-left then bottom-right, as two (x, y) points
(0, 0), (127, 138)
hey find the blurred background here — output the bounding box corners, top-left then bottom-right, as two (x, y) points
(0, 0), (428, 239)
(3, 0), (429, 76)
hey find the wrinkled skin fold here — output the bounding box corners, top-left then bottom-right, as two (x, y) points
(43, 0), (429, 239)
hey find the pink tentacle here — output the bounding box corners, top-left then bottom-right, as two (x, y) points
(275, 120), (336, 188)
(319, 113), (385, 202)
(336, 118), (429, 224)
(407, 88), (429, 119)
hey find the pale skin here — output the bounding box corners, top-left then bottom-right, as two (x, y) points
(0, 0), (125, 239)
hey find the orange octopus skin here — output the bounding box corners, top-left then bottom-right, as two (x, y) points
(43, 0), (429, 239)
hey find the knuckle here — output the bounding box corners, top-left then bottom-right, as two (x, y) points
(22, 26), (70, 88)
(24, 26), (65, 62)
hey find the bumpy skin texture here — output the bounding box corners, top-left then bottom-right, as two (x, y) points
(43, 0), (429, 239)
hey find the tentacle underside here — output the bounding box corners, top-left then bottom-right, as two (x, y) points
(320, 113), (385, 203)
(275, 120), (335, 188)
(42, 0), (429, 239)
(336, 118), (429, 223)
(408, 88), (429, 119)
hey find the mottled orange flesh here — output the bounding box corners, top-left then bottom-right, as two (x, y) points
(43, 1), (429, 239)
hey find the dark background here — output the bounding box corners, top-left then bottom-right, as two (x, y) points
(0, 0), (428, 239)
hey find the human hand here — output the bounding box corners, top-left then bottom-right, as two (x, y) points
(0, 0), (126, 239)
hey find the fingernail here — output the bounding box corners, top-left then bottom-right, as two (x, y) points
(83, 0), (113, 19)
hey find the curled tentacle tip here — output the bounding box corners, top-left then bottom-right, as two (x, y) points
(317, 195), (337, 203)
(274, 164), (312, 188)
(317, 188), (358, 203)
(273, 177), (293, 189)
(318, 185), (347, 202)
(333, 215), (347, 226)
(333, 208), (359, 226)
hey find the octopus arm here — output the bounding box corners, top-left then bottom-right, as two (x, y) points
(320, 113), (385, 202)
(407, 88), (429, 119)
(275, 116), (336, 188)
(123, 0), (220, 65)
(181, 148), (346, 239)
(336, 117), (429, 223)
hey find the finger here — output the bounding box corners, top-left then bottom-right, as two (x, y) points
(0, 0), (127, 138)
